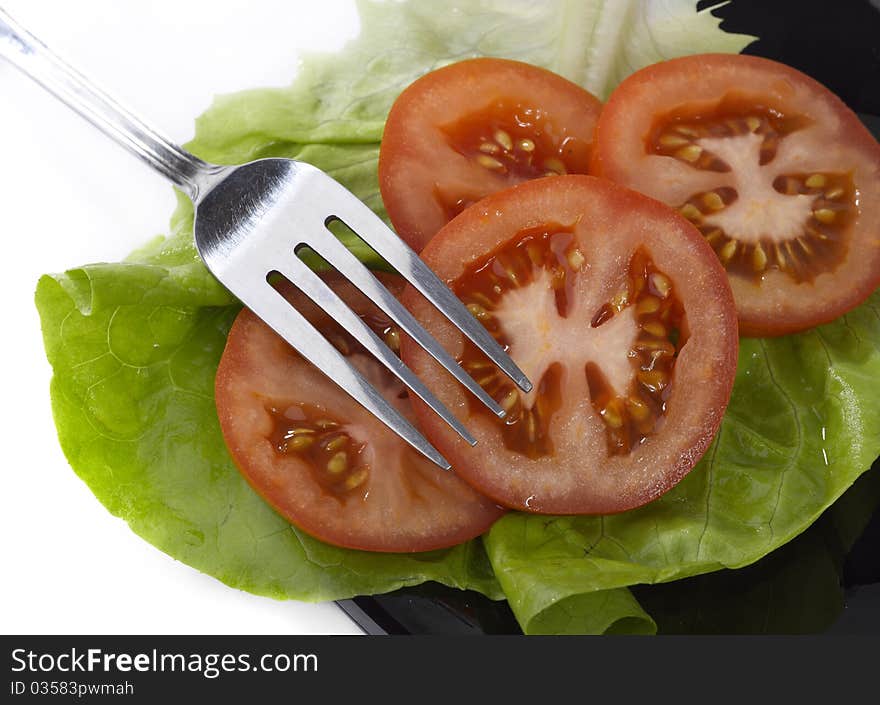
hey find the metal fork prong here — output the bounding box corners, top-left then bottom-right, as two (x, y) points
(243, 281), (452, 470)
(326, 196), (533, 394)
(306, 229), (508, 419)
(278, 257), (477, 447)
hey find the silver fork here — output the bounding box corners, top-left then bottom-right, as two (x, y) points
(0, 9), (531, 469)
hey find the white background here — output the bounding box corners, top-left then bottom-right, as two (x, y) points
(1, 0), (363, 634)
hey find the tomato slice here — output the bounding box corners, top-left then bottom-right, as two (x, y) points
(590, 53), (880, 336)
(378, 57), (602, 251)
(400, 176), (738, 515)
(215, 275), (504, 552)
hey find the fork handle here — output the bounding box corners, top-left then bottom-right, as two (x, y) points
(0, 8), (213, 201)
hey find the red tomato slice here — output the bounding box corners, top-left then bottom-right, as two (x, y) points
(591, 53), (880, 336)
(400, 176), (738, 515)
(378, 57), (602, 251)
(215, 276), (504, 552)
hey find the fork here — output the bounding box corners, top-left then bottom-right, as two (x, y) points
(0, 9), (531, 469)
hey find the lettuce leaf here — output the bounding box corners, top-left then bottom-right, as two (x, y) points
(632, 461), (880, 634)
(36, 0), (880, 634)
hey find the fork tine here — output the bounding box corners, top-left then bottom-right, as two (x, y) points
(278, 256), (477, 447)
(305, 224), (509, 418)
(325, 193), (533, 394)
(241, 280), (452, 470)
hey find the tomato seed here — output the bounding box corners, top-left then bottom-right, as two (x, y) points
(465, 359), (495, 371)
(591, 303), (615, 327)
(636, 296), (661, 315)
(625, 396), (651, 421)
(476, 154), (504, 170)
(635, 337), (676, 356)
(675, 145), (702, 163)
(659, 133), (690, 148)
(469, 292), (496, 308)
(720, 240), (737, 262)
(752, 243), (768, 271)
(773, 243), (787, 268)
(343, 468), (368, 490)
(702, 191), (725, 211)
(475, 372), (499, 387)
(327, 451), (349, 475)
(813, 208), (836, 224)
(642, 321), (666, 338)
(637, 369), (668, 393)
(567, 248), (586, 271)
(494, 129), (513, 151)
(467, 302), (490, 319)
(525, 243), (543, 266)
(500, 389), (520, 412)
(611, 289), (629, 310)
(650, 272), (671, 298)
(385, 328), (401, 352)
(287, 435), (315, 452)
(324, 435), (348, 452)
(679, 203), (702, 221)
(601, 402), (624, 429)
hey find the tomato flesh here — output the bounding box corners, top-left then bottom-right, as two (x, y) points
(647, 105), (854, 286)
(379, 58), (602, 251)
(215, 276), (504, 552)
(591, 53), (880, 336)
(441, 98), (591, 201)
(455, 227), (687, 461)
(268, 405), (371, 497)
(454, 225), (573, 458)
(437, 100), (591, 220)
(585, 248), (686, 456)
(401, 175), (738, 515)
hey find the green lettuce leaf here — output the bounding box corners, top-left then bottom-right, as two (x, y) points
(632, 461), (880, 634)
(36, 0), (879, 634)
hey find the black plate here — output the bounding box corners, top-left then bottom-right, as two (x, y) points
(338, 0), (880, 635)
